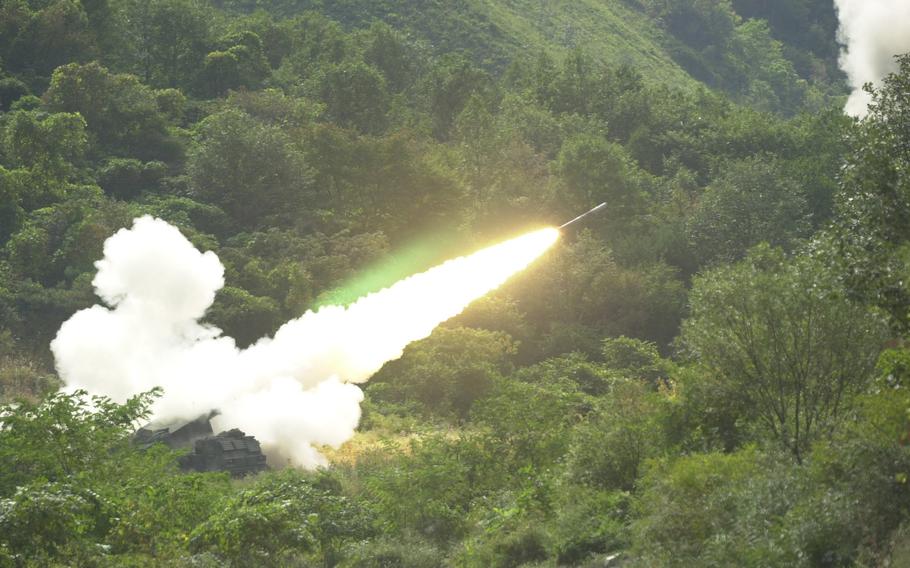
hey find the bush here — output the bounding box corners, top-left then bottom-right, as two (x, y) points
(472, 375), (587, 470)
(601, 336), (669, 386)
(189, 469), (372, 567)
(550, 486), (629, 565)
(107, 472), (232, 558)
(345, 534), (443, 568)
(631, 447), (799, 566)
(0, 481), (109, 564)
(0, 389), (158, 495)
(462, 524), (550, 568)
(358, 434), (493, 545)
(368, 327), (516, 419)
(567, 379), (667, 491)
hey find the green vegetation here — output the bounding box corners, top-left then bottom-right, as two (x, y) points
(1, 0), (909, 566)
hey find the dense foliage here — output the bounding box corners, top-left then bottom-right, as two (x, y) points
(1, 0), (909, 566)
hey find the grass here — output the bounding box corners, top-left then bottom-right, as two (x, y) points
(477, 0), (695, 87)
(305, 0), (697, 88)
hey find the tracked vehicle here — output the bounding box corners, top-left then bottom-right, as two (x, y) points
(135, 412), (267, 477)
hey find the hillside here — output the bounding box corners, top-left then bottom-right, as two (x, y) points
(230, 0), (845, 113)
(3, 0), (910, 566)
(301, 0), (695, 85)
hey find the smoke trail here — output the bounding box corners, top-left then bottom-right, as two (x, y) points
(51, 216), (558, 467)
(835, 0), (910, 117)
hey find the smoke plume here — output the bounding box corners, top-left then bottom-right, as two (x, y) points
(51, 216), (557, 467)
(835, 0), (910, 117)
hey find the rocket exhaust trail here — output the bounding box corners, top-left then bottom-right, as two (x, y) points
(559, 202), (607, 229)
(51, 217), (560, 468)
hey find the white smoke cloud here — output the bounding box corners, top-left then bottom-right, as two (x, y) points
(52, 216), (557, 468)
(835, 0), (910, 117)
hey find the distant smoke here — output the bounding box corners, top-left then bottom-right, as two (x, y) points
(52, 216), (557, 467)
(835, 0), (910, 117)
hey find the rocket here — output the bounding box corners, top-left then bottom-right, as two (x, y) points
(559, 202), (607, 229)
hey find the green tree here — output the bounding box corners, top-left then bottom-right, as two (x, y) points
(512, 352), (613, 396)
(729, 19), (807, 113)
(648, 0), (738, 51)
(301, 126), (463, 238)
(227, 11), (295, 68)
(601, 335), (669, 386)
(360, 21), (416, 93)
(0, 1), (31, 63)
(313, 60), (389, 134)
(687, 157), (809, 266)
(731, 0), (840, 71)
(187, 108), (312, 228)
(368, 327), (516, 418)
(512, 233), (686, 354)
(358, 433), (484, 545)
(835, 54), (910, 333)
(43, 62), (178, 160)
(0, 109), (89, 244)
(472, 370), (589, 470)
(0, 169), (26, 245)
(635, 349), (910, 566)
(783, 108), (851, 225)
(681, 245), (886, 462)
(567, 378), (667, 491)
(225, 88), (322, 128)
(542, 50), (601, 116)
(5, 0), (97, 77)
(106, 471), (231, 559)
(272, 12), (350, 82)
(0, 387), (239, 564)
(1, 109), (87, 179)
(419, 53), (491, 139)
(0, 389), (157, 496)
(556, 133), (649, 222)
(0, 481), (110, 564)
(119, 0), (211, 88)
(5, 184), (130, 286)
(198, 30), (271, 97)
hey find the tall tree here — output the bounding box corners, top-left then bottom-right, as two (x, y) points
(6, 0), (97, 77)
(836, 54), (910, 333)
(686, 157), (810, 266)
(186, 108), (312, 228)
(681, 245), (885, 462)
(119, 0), (211, 88)
(43, 62), (177, 160)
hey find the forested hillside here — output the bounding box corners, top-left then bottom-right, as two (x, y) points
(2, 0), (910, 566)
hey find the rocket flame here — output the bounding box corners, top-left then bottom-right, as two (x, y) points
(284, 227), (561, 384)
(52, 218), (559, 467)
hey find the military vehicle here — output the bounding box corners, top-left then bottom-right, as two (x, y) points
(135, 412), (268, 477)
